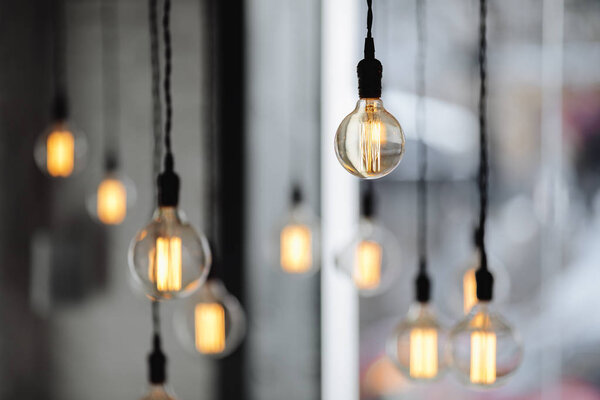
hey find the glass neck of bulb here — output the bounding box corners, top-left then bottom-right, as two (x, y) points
(156, 206), (178, 220)
(357, 98), (383, 108)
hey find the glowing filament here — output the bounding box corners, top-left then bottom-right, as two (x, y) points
(195, 303), (226, 354)
(470, 331), (497, 384)
(97, 178), (127, 225)
(353, 240), (382, 289)
(463, 268), (477, 314)
(46, 129), (74, 177)
(149, 237), (182, 291)
(360, 112), (382, 174)
(280, 224), (312, 273)
(409, 328), (439, 379)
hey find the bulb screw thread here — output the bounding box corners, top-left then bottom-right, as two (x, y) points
(415, 264), (431, 303)
(148, 334), (167, 384)
(157, 154), (180, 207)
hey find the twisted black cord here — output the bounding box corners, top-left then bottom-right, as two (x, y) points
(101, 0), (120, 169)
(151, 300), (161, 336)
(416, 0), (427, 273)
(149, 0), (163, 193)
(52, 0), (68, 119)
(162, 0), (174, 169)
(476, 0), (489, 271)
(366, 0), (373, 38)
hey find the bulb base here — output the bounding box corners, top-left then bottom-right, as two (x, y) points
(148, 334), (167, 384)
(357, 38), (382, 99)
(475, 267), (494, 301)
(157, 160), (180, 207)
(415, 267), (431, 303)
(52, 93), (69, 121)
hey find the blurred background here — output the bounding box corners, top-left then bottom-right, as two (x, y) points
(0, 0), (599, 399)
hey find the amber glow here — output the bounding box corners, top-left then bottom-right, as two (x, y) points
(463, 268), (478, 314)
(353, 240), (382, 289)
(470, 330), (497, 384)
(409, 328), (438, 379)
(360, 104), (385, 174)
(97, 178), (127, 224)
(148, 237), (182, 291)
(195, 303), (226, 354)
(46, 129), (75, 177)
(280, 224), (312, 273)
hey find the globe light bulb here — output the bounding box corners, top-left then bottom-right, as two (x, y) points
(34, 121), (86, 177)
(387, 302), (447, 381)
(336, 217), (400, 296)
(87, 170), (136, 225)
(129, 206), (211, 300)
(139, 385), (178, 400)
(448, 302), (522, 387)
(175, 278), (246, 358)
(278, 193), (320, 276)
(335, 99), (405, 179)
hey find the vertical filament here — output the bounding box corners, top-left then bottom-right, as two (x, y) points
(97, 178), (127, 225)
(463, 268), (477, 314)
(149, 236), (182, 291)
(470, 330), (497, 384)
(353, 240), (382, 289)
(409, 328), (439, 379)
(195, 303), (226, 354)
(280, 224), (312, 273)
(47, 129), (75, 177)
(360, 104), (381, 174)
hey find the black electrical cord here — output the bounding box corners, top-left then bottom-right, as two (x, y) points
(149, 0), (163, 205)
(414, 0), (430, 303)
(475, 0), (494, 301)
(358, 0), (382, 99)
(52, 0), (68, 120)
(100, 0), (120, 171)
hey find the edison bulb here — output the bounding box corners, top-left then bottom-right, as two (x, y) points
(87, 171), (136, 225)
(336, 217), (400, 296)
(387, 303), (447, 381)
(175, 279), (246, 358)
(278, 202), (320, 275)
(34, 121), (86, 177)
(448, 302), (522, 387)
(335, 99), (405, 179)
(129, 207), (211, 300)
(139, 385), (177, 400)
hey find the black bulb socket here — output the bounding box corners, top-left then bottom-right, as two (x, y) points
(357, 38), (382, 99)
(361, 186), (376, 218)
(52, 92), (69, 121)
(475, 265), (494, 301)
(157, 154), (180, 207)
(148, 334), (166, 384)
(415, 267), (431, 303)
(104, 152), (119, 172)
(291, 184), (303, 206)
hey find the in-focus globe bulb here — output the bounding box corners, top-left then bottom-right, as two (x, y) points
(448, 301), (522, 387)
(387, 302), (447, 381)
(129, 206), (211, 300)
(34, 120), (86, 177)
(87, 170), (136, 225)
(278, 201), (320, 276)
(335, 98), (405, 179)
(139, 385), (178, 400)
(175, 278), (246, 358)
(336, 217), (400, 296)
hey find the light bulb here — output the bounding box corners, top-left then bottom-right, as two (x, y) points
(139, 385), (178, 400)
(34, 121), (86, 177)
(387, 303), (447, 381)
(278, 202), (320, 275)
(448, 302), (522, 387)
(87, 170), (136, 225)
(175, 279), (246, 358)
(336, 217), (400, 296)
(129, 206), (211, 300)
(335, 99), (405, 179)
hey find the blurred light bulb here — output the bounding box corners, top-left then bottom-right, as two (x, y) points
(175, 279), (246, 358)
(87, 170), (136, 225)
(129, 206), (211, 300)
(337, 217), (400, 296)
(448, 302), (522, 387)
(139, 385), (177, 400)
(278, 202), (320, 276)
(387, 303), (446, 381)
(335, 99), (405, 179)
(34, 121), (86, 177)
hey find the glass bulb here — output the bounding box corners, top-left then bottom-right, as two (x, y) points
(278, 203), (320, 275)
(335, 98), (405, 179)
(128, 206), (211, 300)
(87, 170), (136, 225)
(34, 120), (87, 177)
(387, 303), (447, 381)
(174, 279), (246, 358)
(448, 302), (523, 388)
(336, 217), (400, 296)
(138, 384), (178, 400)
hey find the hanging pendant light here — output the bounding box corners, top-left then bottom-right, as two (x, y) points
(387, 0), (446, 380)
(129, 0), (211, 300)
(336, 183), (400, 296)
(448, 0), (522, 387)
(34, 0), (86, 178)
(87, 0), (136, 225)
(334, 0), (405, 179)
